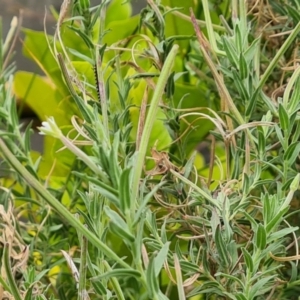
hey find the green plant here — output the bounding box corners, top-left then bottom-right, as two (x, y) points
(1, 0), (300, 299)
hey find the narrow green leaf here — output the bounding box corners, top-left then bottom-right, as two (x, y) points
(285, 5), (300, 23)
(262, 193), (274, 225)
(90, 277), (107, 295)
(0, 277), (11, 296)
(243, 211), (258, 231)
(174, 254), (185, 300)
(255, 224), (267, 250)
(154, 242), (170, 276)
(98, 43), (107, 61)
(83, 123), (98, 141)
(283, 141), (300, 165)
(78, 235), (88, 299)
(287, 76), (300, 114)
(160, 220), (167, 243)
(249, 275), (276, 299)
(250, 264), (281, 283)
(102, 260), (126, 300)
(244, 37), (260, 62)
(257, 126), (266, 158)
(232, 150), (241, 180)
(24, 287), (34, 300)
(77, 208), (98, 236)
(73, 172), (119, 205)
(23, 123), (33, 154)
(215, 226), (230, 268)
(105, 207), (135, 243)
(234, 23), (243, 53)
(266, 207), (289, 233)
(119, 168), (132, 214)
(146, 255), (160, 299)
(214, 272), (244, 288)
(278, 103), (289, 131)
(91, 269), (141, 281)
(183, 151), (196, 178)
(166, 71), (175, 98)
(77, 190), (90, 212)
(34, 268), (50, 282)
(289, 261), (298, 282)
(241, 247), (254, 273)
(109, 222), (135, 244)
(98, 147), (110, 173)
(245, 89), (259, 119)
(67, 25), (94, 49)
(179, 261), (200, 273)
(232, 69), (249, 102)
(239, 53), (248, 79)
(133, 181), (166, 226)
(146, 211), (158, 237)
(274, 124), (284, 146)
(10, 90), (21, 128)
(170, 169), (221, 210)
(222, 36), (239, 68)
(108, 132), (121, 188)
(227, 240), (238, 266)
(290, 173), (300, 192)
(67, 47), (94, 64)
(268, 227), (298, 243)
(235, 294), (248, 300)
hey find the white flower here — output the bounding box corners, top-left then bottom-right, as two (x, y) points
(38, 116), (106, 178)
(38, 117), (62, 138)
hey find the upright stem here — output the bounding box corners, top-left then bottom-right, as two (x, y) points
(131, 45), (178, 217)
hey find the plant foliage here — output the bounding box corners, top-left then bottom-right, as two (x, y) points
(0, 0), (300, 299)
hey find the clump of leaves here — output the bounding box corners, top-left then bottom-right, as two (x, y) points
(1, 0), (300, 299)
